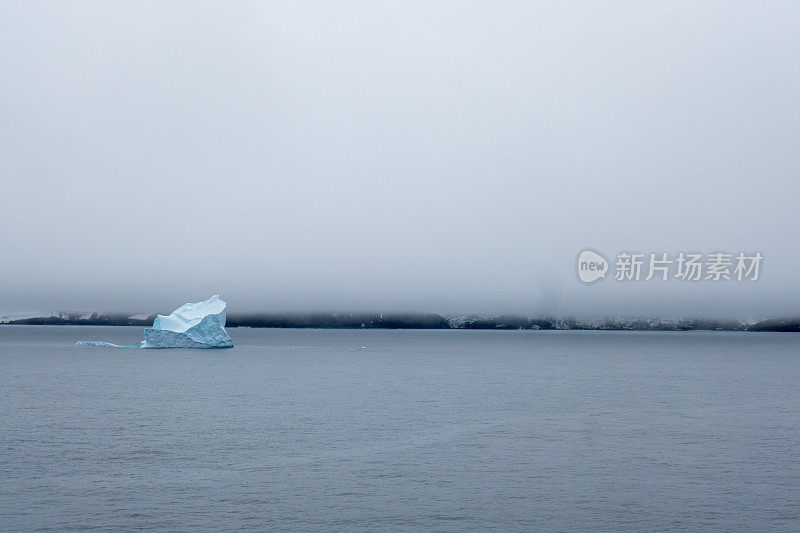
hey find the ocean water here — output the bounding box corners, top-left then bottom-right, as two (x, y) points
(1, 326), (799, 532)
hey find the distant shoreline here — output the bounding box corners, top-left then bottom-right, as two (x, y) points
(2, 312), (798, 332)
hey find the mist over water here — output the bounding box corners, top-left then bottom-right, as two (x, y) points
(1, 3), (799, 318)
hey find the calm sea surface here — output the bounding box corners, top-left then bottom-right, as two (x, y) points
(1, 326), (799, 531)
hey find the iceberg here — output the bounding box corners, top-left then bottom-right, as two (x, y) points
(141, 295), (234, 348)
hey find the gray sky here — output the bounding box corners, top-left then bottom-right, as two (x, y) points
(1, 1), (799, 319)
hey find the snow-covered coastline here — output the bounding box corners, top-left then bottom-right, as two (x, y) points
(3, 310), (797, 332)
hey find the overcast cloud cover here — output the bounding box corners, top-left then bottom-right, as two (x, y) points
(1, 1), (798, 319)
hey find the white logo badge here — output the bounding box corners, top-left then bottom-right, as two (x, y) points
(577, 249), (608, 283)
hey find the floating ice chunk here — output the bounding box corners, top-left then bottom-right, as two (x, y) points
(141, 295), (233, 349)
(77, 341), (122, 347)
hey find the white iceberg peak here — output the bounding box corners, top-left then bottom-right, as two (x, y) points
(141, 295), (233, 349)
